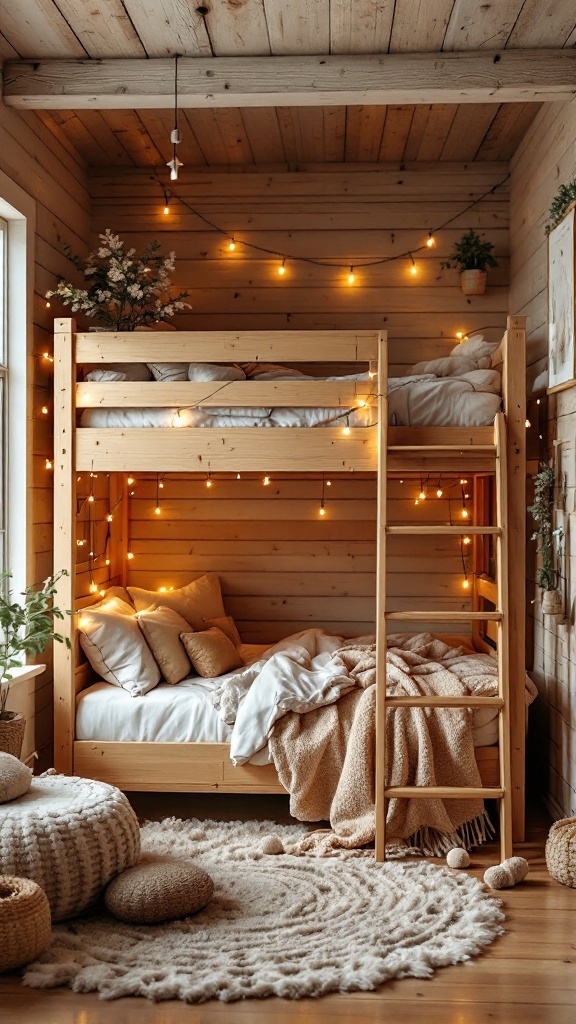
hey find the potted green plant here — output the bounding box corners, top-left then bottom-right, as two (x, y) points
(0, 571), (71, 758)
(528, 464), (564, 619)
(440, 229), (498, 296)
(46, 229), (191, 330)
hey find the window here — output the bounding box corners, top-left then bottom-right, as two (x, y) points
(0, 218), (6, 580)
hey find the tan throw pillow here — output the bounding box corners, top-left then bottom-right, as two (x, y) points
(128, 573), (225, 631)
(180, 627), (243, 679)
(203, 615), (242, 650)
(137, 605), (194, 685)
(78, 596), (161, 697)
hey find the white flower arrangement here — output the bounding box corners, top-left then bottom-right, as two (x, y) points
(46, 229), (191, 330)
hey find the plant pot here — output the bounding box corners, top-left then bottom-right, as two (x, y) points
(0, 712), (26, 759)
(460, 270), (487, 296)
(542, 588), (563, 619)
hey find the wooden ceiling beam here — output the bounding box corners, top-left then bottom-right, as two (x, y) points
(3, 50), (576, 109)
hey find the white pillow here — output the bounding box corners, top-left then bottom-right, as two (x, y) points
(102, 363), (153, 381)
(147, 363), (189, 382)
(85, 369), (127, 382)
(449, 334), (500, 361)
(78, 596), (160, 697)
(188, 363), (246, 382)
(411, 356), (479, 377)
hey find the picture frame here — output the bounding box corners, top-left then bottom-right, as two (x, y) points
(547, 203), (576, 394)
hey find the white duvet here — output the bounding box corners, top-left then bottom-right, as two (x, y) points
(76, 629), (525, 757)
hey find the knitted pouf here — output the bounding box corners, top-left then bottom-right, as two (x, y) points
(0, 776), (140, 921)
(0, 875), (51, 973)
(105, 857), (214, 924)
(546, 817), (576, 888)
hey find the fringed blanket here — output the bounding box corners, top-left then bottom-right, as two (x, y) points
(269, 633), (498, 856)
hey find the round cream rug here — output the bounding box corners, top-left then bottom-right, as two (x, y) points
(23, 818), (504, 1002)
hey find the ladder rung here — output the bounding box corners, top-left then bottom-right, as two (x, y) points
(386, 526), (501, 536)
(384, 786), (504, 799)
(385, 611), (502, 621)
(387, 445), (496, 452)
(384, 696), (505, 708)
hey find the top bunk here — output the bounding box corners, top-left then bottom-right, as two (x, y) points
(54, 318), (526, 474)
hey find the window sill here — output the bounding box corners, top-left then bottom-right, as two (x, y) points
(2, 664), (46, 686)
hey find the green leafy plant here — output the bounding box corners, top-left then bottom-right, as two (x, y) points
(440, 229), (499, 273)
(546, 177), (576, 233)
(46, 229), (191, 331)
(0, 571), (71, 718)
(528, 464), (563, 591)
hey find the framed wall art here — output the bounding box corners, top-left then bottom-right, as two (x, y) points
(548, 203), (576, 393)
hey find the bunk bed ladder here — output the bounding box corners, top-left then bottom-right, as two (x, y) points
(375, 411), (513, 864)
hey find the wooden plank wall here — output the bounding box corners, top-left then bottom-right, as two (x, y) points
(510, 96), (576, 820)
(0, 104), (91, 767)
(126, 472), (474, 644)
(89, 162), (510, 373)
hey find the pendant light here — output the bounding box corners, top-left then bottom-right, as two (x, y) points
(167, 55), (183, 182)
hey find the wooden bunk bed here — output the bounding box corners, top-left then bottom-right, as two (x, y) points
(52, 316), (527, 860)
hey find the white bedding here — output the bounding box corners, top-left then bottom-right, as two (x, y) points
(75, 631), (510, 753)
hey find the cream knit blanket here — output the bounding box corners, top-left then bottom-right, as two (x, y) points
(269, 633), (498, 855)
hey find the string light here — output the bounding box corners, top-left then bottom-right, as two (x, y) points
(127, 476), (135, 486)
(228, 238), (236, 252)
(319, 504), (326, 517)
(87, 494), (95, 503)
(163, 204), (170, 216)
(319, 473), (327, 518)
(456, 331), (463, 340)
(89, 582), (98, 594)
(127, 551), (134, 560)
(263, 474), (270, 486)
(41, 406), (48, 415)
(154, 506), (161, 514)
(461, 507), (469, 519)
(76, 539), (86, 547)
(278, 258), (286, 276)
(342, 415), (351, 436)
(155, 472), (162, 512)
(462, 576), (470, 590)
(45, 459), (52, 469)
(463, 536), (471, 545)
(426, 232), (435, 248)
(45, 300), (51, 309)
(409, 255), (417, 276)
(205, 472), (213, 489)
(105, 558), (110, 566)
(236, 472), (241, 480)
(43, 352), (54, 362)
(368, 360), (377, 379)
(347, 266), (355, 285)
(326, 479), (332, 487)
(525, 418), (531, 428)
(99, 590), (106, 598)
(414, 499), (420, 506)
(106, 513), (113, 523)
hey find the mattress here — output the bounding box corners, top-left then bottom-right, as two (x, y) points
(80, 369), (502, 429)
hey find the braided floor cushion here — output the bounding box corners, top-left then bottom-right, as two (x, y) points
(0, 875), (51, 973)
(0, 776), (140, 921)
(546, 817), (576, 888)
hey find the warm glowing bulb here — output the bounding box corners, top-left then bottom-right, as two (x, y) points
(456, 331), (463, 340)
(462, 578), (470, 590)
(88, 494), (95, 503)
(347, 268), (355, 285)
(228, 239), (236, 252)
(436, 488), (443, 498)
(263, 475), (270, 486)
(205, 479), (212, 489)
(414, 499), (419, 506)
(43, 352), (53, 362)
(106, 514), (113, 523)
(342, 425), (351, 436)
(41, 406), (48, 415)
(89, 582), (98, 594)
(127, 476), (134, 485)
(357, 399), (366, 408)
(463, 536), (471, 545)
(278, 260), (286, 276)
(461, 508), (469, 519)
(173, 412), (184, 427)
(99, 590), (106, 598)
(127, 551), (134, 560)
(525, 418), (531, 428)
(159, 482), (164, 489)
(326, 480), (332, 487)
(236, 473), (241, 480)
(155, 506), (161, 514)
(76, 539), (85, 547)
(158, 586), (167, 593)
(45, 459), (52, 469)
(460, 479), (468, 485)
(426, 235), (435, 248)
(410, 261), (417, 276)
(419, 490), (426, 500)
(105, 558), (110, 565)
(163, 205), (170, 215)
(319, 506), (326, 517)
(45, 300), (51, 308)
(536, 398), (541, 405)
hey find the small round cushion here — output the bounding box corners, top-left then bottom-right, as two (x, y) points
(0, 875), (51, 973)
(0, 752), (32, 804)
(105, 858), (214, 924)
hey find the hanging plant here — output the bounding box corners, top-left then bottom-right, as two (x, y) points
(440, 229), (498, 296)
(528, 464), (564, 616)
(546, 177), (576, 233)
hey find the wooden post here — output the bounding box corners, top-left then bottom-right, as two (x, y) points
(503, 315), (527, 842)
(495, 412), (513, 859)
(53, 318), (76, 774)
(375, 330), (388, 861)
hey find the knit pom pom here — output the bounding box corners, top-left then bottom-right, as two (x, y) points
(446, 847), (470, 869)
(260, 835), (284, 855)
(484, 856), (529, 889)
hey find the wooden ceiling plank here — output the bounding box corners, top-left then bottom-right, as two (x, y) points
(52, 0), (146, 57)
(415, 105), (459, 161)
(121, 0), (211, 57)
(329, 0), (395, 54)
(402, 105), (434, 162)
(476, 102), (541, 161)
(36, 109), (111, 166)
(2, 0), (87, 58)
(389, 0), (455, 52)
(294, 109), (326, 164)
(442, 0), (526, 51)
(344, 107), (387, 163)
(276, 108), (306, 164)
(378, 106), (414, 162)
(209, 108), (255, 165)
(240, 108), (286, 164)
(74, 110), (136, 165)
(507, 0), (576, 48)
(262, 0), (330, 55)
(0, 32), (20, 60)
(7, 51), (576, 108)
(205, 0), (271, 56)
(139, 109), (207, 167)
(322, 106), (346, 163)
(184, 109), (237, 166)
(440, 103), (500, 161)
(99, 110), (165, 166)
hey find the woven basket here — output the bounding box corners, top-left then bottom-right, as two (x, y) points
(0, 713), (26, 759)
(545, 817), (576, 888)
(0, 875), (51, 973)
(460, 269), (487, 296)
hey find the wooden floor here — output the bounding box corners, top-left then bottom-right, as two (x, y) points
(2, 796), (575, 1024)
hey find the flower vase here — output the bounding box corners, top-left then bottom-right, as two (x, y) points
(542, 588), (563, 620)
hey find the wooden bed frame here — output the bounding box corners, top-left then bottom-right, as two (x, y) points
(52, 317), (526, 853)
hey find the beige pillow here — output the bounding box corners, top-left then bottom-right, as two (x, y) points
(128, 573), (225, 631)
(180, 627), (243, 679)
(203, 615), (242, 650)
(78, 596), (160, 697)
(138, 605), (194, 685)
(0, 752), (32, 803)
